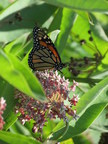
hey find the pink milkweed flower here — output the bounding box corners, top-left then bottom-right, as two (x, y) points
(69, 94), (80, 106)
(0, 97), (6, 130)
(15, 70), (79, 133)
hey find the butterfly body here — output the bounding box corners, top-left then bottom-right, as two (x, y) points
(28, 26), (65, 71)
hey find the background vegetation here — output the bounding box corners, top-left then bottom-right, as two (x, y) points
(0, 0), (108, 144)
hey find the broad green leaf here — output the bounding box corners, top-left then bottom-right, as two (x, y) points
(0, 131), (40, 144)
(92, 104), (108, 127)
(48, 8), (63, 32)
(71, 15), (94, 55)
(93, 13), (108, 26)
(89, 14), (108, 55)
(0, 77), (6, 95)
(4, 32), (33, 64)
(55, 9), (76, 53)
(4, 32), (30, 55)
(4, 112), (19, 131)
(50, 76), (108, 140)
(75, 77), (108, 114)
(0, 0), (36, 19)
(0, 0), (57, 43)
(73, 135), (91, 144)
(59, 103), (107, 141)
(0, 50), (46, 101)
(44, 0), (108, 12)
(71, 14), (108, 55)
(10, 120), (31, 136)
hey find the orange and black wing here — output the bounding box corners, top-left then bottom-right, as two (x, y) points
(28, 26), (63, 71)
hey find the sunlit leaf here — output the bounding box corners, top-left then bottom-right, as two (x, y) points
(44, 0), (108, 12)
(0, 131), (40, 144)
(0, 50), (46, 101)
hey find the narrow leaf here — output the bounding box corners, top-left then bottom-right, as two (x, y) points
(0, 50), (46, 101)
(55, 9), (76, 53)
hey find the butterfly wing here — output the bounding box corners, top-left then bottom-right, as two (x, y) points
(28, 27), (63, 71)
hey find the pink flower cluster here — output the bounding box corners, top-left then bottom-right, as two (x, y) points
(0, 97), (6, 130)
(15, 70), (79, 133)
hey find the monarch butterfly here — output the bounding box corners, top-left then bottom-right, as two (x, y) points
(28, 26), (66, 71)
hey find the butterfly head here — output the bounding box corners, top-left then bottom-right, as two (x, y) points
(55, 62), (67, 71)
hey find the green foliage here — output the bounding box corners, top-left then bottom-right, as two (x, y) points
(0, 0), (108, 144)
(0, 50), (46, 101)
(0, 131), (40, 144)
(49, 77), (108, 140)
(43, 0), (108, 12)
